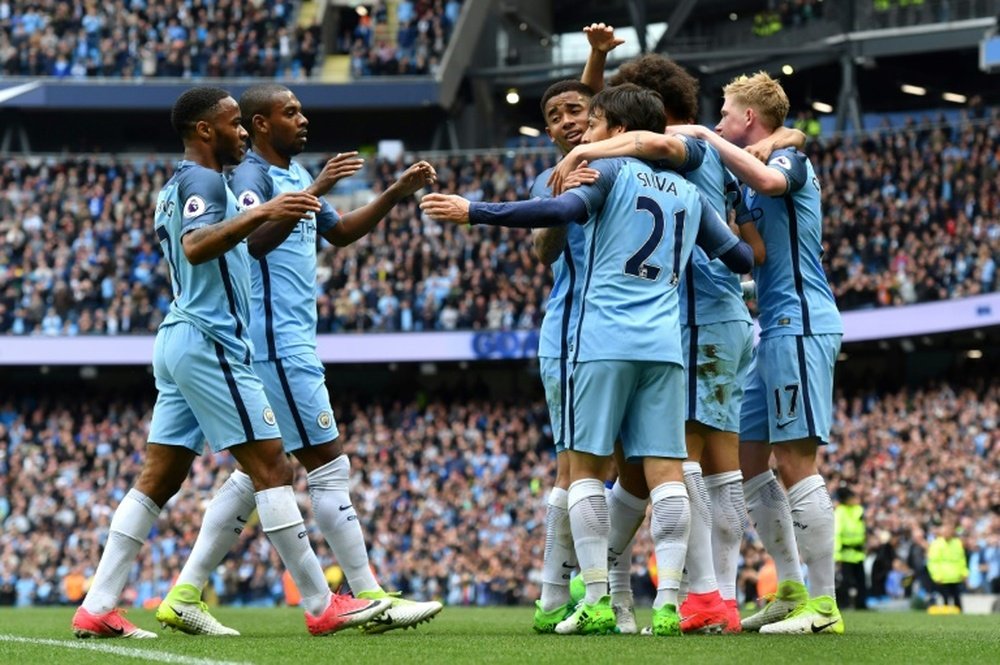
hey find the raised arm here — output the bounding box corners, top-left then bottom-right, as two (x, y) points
(580, 23), (624, 94)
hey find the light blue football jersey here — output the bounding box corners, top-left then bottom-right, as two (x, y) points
(741, 148), (842, 337)
(229, 150), (341, 361)
(675, 137), (751, 327)
(566, 157), (740, 364)
(533, 166), (587, 360)
(154, 161), (252, 362)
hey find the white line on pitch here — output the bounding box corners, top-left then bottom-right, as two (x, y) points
(0, 634), (254, 665)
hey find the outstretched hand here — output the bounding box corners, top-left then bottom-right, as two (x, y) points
(394, 160), (438, 198)
(584, 23), (625, 53)
(311, 152), (365, 196)
(419, 193), (471, 225)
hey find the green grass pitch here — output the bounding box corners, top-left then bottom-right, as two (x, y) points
(1, 607), (998, 665)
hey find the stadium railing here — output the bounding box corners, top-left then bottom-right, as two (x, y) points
(1, 292), (997, 365)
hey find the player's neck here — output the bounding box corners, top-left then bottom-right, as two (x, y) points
(254, 142), (292, 170)
(743, 124), (772, 148)
(182, 146), (223, 172)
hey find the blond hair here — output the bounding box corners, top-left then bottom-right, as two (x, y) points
(722, 71), (790, 130)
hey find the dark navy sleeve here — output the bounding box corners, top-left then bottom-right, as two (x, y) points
(695, 193), (740, 259)
(316, 198), (340, 233)
(766, 148), (808, 194)
(177, 168), (229, 235)
(563, 157), (621, 219)
(673, 136), (707, 175)
(229, 162), (274, 211)
(469, 193), (589, 228)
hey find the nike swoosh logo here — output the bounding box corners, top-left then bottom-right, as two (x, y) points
(339, 505), (352, 511)
(370, 615), (394, 625)
(561, 562), (574, 569)
(811, 620), (838, 633)
(102, 622), (125, 635)
(776, 421), (792, 429)
(236, 516), (248, 523)
(170, 606), (184, 619)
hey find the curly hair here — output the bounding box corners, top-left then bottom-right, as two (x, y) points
(608, 54), (699, 123)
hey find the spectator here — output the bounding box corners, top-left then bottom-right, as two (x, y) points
(927, 520), (969, 610)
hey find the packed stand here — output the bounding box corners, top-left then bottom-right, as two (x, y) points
(1, 111), (1000, 336)
(0, 0), (321, 79)
(343, 0), (461, 77)
(1, 381), (997, 608)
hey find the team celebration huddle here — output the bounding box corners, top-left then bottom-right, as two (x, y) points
(71, 24), (841, 640)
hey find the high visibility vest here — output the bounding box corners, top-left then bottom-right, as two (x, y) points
(927, 537), (968, 584)
(835, 504), (866, 563)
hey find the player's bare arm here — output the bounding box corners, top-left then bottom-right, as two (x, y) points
(324, 161), (437, 247)
(184, 192), (321, 265)
(737, 219), (766, 265)
(532, 227), (569, 265)
(581, 23), (624, 94)
(669, 124), (788, 196)
(548, 131), (685, 194)
(307, 152), (365, 197)
(745, 127), (807, 163)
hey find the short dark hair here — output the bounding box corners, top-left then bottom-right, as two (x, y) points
(171, 87), (231, 137)
(588, 83), (666, 133)
(239, 83), (291, 135)
(540, 80), (593, 115)
(609, 54), (699, 123)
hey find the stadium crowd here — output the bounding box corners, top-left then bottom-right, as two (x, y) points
(344, 0), (462, 78)
(1, 111), (998, 336)
(0, 380), (996, 608)
(0, 0), (321, 79)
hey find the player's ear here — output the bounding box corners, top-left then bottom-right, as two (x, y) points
(252, 113), (268, 136)
(194, 119), (212, 142)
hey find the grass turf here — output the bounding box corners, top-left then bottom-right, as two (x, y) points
(1, 607), (998, 665)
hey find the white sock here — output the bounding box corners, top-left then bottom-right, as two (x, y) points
(705, 471), (745, 601)
(744, 471), (804, 585)
(256, 485), (331, 616)
(606, 481), (646, 607)
(82, 489), (160, 614)
(308, 455), (380, 595)
(649, 481), (690, 610)
(788, 474), (835, 599)
(682, 462), (718, 595)
(175, 470), (256, 590)
(568, 478), (609, 605)
(540, 487), (576, 611)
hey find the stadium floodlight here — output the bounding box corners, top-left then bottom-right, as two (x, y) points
(967, 349), (983, 359)
(519, 126), (541, 137)
(506, 89), (520, 105)
(729, 12), (738, 21)
(781, 65), (794, 76)
(900, 84), (927, 96)
(942, 92), (967, 104)
(812, 101), (833, 113)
